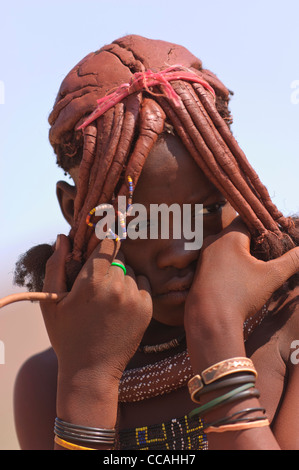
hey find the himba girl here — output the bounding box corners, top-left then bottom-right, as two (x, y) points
(6, 35), (299, 450)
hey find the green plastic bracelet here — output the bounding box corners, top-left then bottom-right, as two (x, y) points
(188, 383), (255, 419)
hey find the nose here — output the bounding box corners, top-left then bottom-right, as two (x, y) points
(156, 238), (200, 271)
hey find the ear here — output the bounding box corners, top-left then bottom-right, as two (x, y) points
(56, 181), (77, 226)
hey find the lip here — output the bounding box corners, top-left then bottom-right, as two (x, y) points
(153, 272), (194, 303)
(154, 288), (190, 304)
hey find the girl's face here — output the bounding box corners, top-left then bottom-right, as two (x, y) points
(121, 134), (236, 326)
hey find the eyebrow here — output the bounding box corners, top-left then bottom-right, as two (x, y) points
(129, 185), (225, 211)
(187, 187), (225, 205)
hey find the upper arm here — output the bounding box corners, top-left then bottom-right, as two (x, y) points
(272, 357), (299, 449)
(271, 299), (299, 449)
(14, 348), (57, 450)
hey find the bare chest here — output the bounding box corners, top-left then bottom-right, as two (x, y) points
(119, 317), (288, 433)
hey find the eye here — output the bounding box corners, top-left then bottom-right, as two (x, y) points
(127, 219), (153, 236)
(135, 220), (150, 231)
(202, 202), (227, 215)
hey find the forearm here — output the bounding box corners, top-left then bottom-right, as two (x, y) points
(185, 307), (246, 372)
(55, 369), (119, 450)
(185, 310), (280, 450)
(191, 378), (280, 450)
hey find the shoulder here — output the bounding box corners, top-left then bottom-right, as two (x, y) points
(267, 286), (299, 448)
(272, 285), (299, 363)
(14, 347), (57, 450)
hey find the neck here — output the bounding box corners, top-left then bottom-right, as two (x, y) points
(140, 318), (185, 346)
(126, 320), (185, 370)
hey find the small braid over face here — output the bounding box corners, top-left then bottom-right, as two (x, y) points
(15, 35), (299, 292)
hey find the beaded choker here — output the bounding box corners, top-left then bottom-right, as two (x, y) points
(138, 333), (186, 354)
(119, 305), (269, 403)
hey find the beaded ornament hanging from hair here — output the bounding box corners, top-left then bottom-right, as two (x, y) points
(2, 34), (299, 308)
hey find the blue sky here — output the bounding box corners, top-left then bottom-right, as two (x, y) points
(0, 0), (298, 296)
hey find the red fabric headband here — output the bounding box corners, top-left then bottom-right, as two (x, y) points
(77, 65), (215, 131)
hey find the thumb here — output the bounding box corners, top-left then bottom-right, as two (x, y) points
(267, 246), (299, 291)
(43, 234), (71, 294)
(136, 274), (152, 298)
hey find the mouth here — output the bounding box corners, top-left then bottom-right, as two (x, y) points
(153, 275), (193, 304)
(155, 288), (190, 304)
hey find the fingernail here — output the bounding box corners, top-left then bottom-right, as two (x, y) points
(55, 234), (62, 250)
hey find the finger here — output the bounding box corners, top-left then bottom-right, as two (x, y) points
(109, 253), (128, 279)
(226, 216), (251, 237)
(113, 250), (126, 265)
(80, 238), (121, 280)
(222, 216), (251, 249)
(202, 216), (251, 253)
(136, 274), (152, 297)
(43, 234), (71, 294)
(267, 246), (299, 289)
(123, 264), (136, 281)
(86, 231), (105, 259)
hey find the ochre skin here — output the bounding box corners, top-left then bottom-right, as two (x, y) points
(12, 35), (299, 451)
(47, 34), (298, 276)
(120, 134), (235, 327)
(14, 134), (299, 450)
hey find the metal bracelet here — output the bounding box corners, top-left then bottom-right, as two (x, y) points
(193, 373), (256, 403)
(54, 417), (116, 445)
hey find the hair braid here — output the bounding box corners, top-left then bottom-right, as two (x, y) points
(73, 123), (97, 223)
(12, 35), (298, 295)
(173, 81), (282, 234)
(192, 82), (291, 229)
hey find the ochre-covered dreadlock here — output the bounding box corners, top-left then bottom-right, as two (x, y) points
(12, 35), (299, 296)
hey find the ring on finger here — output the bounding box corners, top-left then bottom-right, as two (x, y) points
(111, 261), (127, 276)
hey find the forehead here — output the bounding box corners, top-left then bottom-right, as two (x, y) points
(132, 134), (217, 205)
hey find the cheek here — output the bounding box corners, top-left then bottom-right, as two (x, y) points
(222, 204), (237, 228)
(120, 239), (152, 275)
(202, 204), (237, 238)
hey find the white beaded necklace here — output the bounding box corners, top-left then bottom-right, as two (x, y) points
(119, 305), (269, 403)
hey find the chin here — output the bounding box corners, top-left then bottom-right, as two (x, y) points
(152, 289), (190, 326)
(152, 302), (185, 327)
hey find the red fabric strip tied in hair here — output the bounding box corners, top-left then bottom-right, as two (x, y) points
(77, 65), (216, 131)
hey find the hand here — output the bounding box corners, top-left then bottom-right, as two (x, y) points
(40, 234), (153, 385)
(185, 217), (299, 329)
